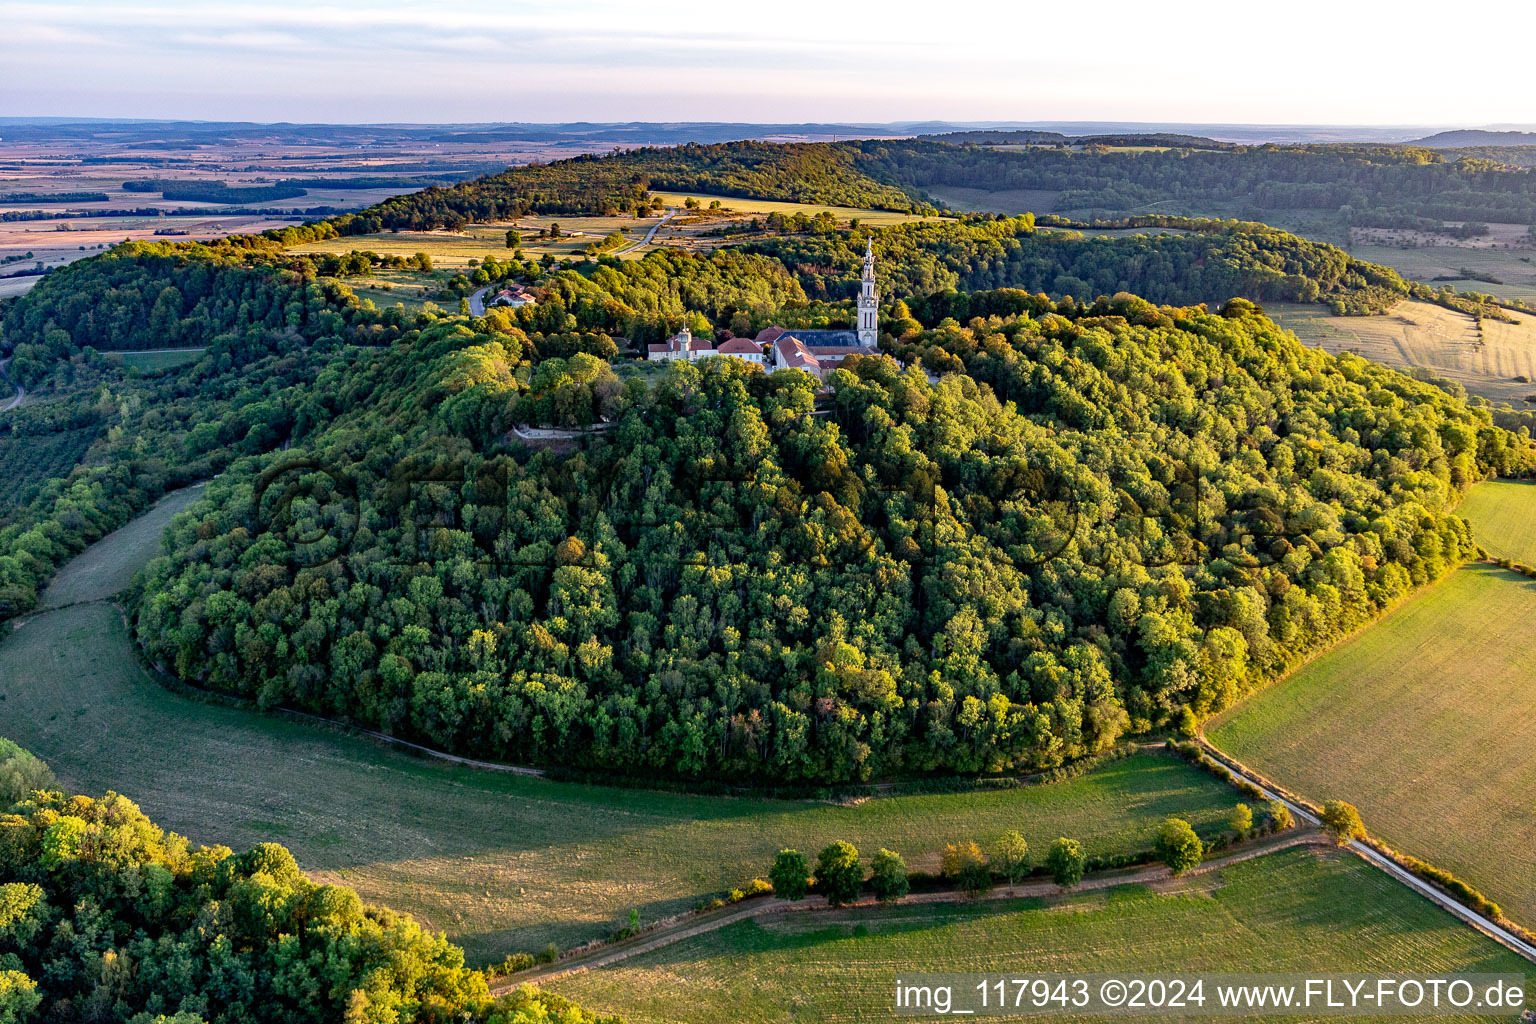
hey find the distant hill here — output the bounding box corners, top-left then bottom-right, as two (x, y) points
(1413, 129), (1536, 147)
(924, 129), (1234, 150)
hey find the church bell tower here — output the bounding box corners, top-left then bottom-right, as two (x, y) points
(857, 238), (878, 347)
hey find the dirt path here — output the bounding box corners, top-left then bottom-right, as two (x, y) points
(503, 829), (1330, 989)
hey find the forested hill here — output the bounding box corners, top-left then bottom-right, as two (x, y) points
(315, 142), (932, 233)
(853, 139), (1536, 228)
(290, 137), (1536, 240)
(0, 240), (415, 386)
(750, 216), (1419, 315)
(131, 295), (1533, 784)
(3, 136), (1534, 789)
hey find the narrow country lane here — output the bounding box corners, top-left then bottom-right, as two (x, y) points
(468, 208), (676, 317)
(0, 357), (23, 413)
(1197, 740), (1536, 964)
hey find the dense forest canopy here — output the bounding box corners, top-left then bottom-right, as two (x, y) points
(308, 142), (931, 234)
(129, 297), (1533, 783)
(318, 136), (1536, 234)
(748, 216), (1418, 315)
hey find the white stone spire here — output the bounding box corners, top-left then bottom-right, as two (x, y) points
(857, 238), (878, 347)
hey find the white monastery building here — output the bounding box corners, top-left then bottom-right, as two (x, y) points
(647, 241), (880, 378)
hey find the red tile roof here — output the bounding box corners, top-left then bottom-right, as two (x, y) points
(716, 338), (762, 354)
(754, 326), (790, 345)
(773, 337), (823, 373)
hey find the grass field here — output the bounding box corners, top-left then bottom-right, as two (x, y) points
(1347, 241), (1536, 306)
(288, 217), (655, 267)
(0, 275), (39, 298)
(113, 348), (206, 372)
(549, 847), (1531, 1023)
(1269, 299), (1536, 405)
(647, 191), (942, 226)
(0, 488), (1246, 963)
(1208, 564), (1536, 929)
(1458, 479), (1536, 563)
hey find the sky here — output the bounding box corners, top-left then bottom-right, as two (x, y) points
(2, 0), (1531, 127)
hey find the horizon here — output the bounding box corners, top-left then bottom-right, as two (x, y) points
(4, 0), (1533, 125)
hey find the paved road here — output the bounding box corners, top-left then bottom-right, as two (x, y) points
(0, 357), (22, 413)
(467, 286), (490, 316)
(466, 210), (675, 318)
(615, 208), (675, 256)
(501, 829), (1328, 990)
(1198, 741), (1536, 964)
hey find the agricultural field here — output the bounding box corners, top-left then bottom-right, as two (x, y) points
(1348, 225), (1536, 306)
(1268, 299), (1536, 405)
(0, 489), (1247, 963)
(549, 847), (1530, 1024)
(288, 192), (942, 268)
(0, 274), (40, 298)
(647, 190), (944, 227)
(289, 216), (656, 267)
(1458, 479), (1536, 563)
(1207, 564), (1536, 929)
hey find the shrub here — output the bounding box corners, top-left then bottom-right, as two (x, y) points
(1268, 799), (1294, 831)
(814, 841), (863, 906)
(494, 952), (536, 976)
(1321, 800), (1366, 844)
(1229, 803), (1253, 836)
(743, 877), (773, 898)
(1154, 817), (1204, 875)
(868, 848), (910, 904)
(1045, 837), (1085, 889)
(769, 849), (810, 900)
(941, 841), (991, 896)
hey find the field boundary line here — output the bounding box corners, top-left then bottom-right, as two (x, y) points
(1202, 562), (1469, 738)
(1195, 740), (1536, 965)
(498, 830), (1330, 990)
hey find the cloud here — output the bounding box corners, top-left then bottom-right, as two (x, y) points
(0, 0), (1528, 124)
